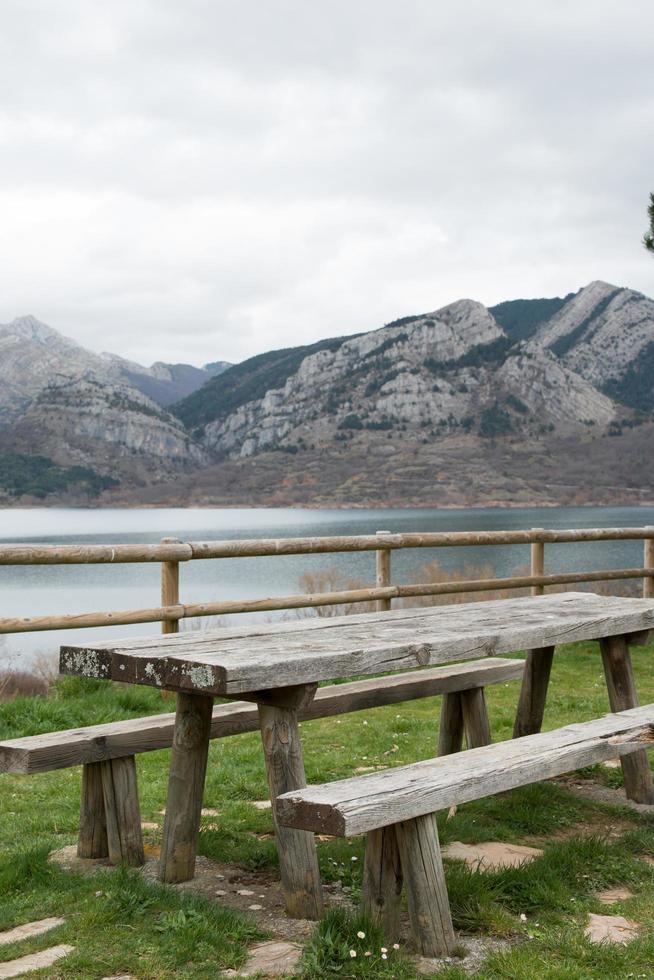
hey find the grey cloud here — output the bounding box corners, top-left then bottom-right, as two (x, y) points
(0, 0), (652, 364)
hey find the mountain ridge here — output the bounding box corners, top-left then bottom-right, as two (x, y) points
(0, 279), (652, 504)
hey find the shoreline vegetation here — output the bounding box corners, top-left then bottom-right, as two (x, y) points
(1, 498), (654, 510)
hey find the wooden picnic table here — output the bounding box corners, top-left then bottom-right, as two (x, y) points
(60, 591), (654, 918)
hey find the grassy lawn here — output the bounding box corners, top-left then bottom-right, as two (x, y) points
(2, 640), (654, 977)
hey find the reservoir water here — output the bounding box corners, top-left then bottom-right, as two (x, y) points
(1, 505), (653, 671)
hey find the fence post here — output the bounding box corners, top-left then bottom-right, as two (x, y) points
(376, 530), (392, 612)
(531, 528), (545, 596)
(161, 537), (181, 634)
(644, 527), (654, 599)
(160, 538), (182, 700)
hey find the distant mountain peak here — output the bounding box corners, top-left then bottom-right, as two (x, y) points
(3, 315), (62, 344)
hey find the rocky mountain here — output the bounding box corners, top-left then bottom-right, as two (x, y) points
(174, 281), (639, 460)
(0, 376), (209, 479)
(0, 315), (216, 493)
(0, 315), (226, 423)
(1, 280), (652, 505)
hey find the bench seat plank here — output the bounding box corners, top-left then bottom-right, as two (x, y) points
(0, 657), (524, 774)
(59, 594), (654, 696)
(276, 704), (654, 837)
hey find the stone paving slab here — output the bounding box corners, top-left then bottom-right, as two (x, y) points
(585, 913), (639, 945)
(0, 918), (65, 948)
(0, 944), (74, 978)
(221, 941), (302, 977)
(442, 841), (543, 870)
(597, 886), (634, 905)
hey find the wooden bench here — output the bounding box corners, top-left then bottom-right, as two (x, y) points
(0, 656), (523, 867)
(276, 704), (654, 957)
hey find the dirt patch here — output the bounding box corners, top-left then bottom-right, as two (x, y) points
(556, 777), (654, 818)
(415, 936), (515, 975)
(49, 845), (351, 943)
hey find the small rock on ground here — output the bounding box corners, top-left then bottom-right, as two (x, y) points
(221, 940), (302, 977)
(101, 975), (138, 979)
(0, 944), (74, 978)
(251, 800), (272, 810)
(585, 913), (639, 945)
(0, 917), (65, 947)
(141, 821), (159, 830)
(442, 841), (543, 870)
(597, 886), (634, 905)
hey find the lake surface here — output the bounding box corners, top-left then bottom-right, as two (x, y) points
(1, 505), (653, 671)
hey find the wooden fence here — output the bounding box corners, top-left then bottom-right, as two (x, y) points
(0, 525), (652, 638)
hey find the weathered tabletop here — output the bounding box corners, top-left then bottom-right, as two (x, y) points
(58, 591), (654, 918)
(60, 592), (654, 697)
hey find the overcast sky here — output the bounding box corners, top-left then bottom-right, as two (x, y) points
(1, 0), (653, 367)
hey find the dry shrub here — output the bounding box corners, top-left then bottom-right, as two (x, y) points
(181, 615), (231, 631)
(0, 669), (50, 700)
(400, 560), (533, 607)
(402, 559), (642, 607)
(296, 567), (377, 617)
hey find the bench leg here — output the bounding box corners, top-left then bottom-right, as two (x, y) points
(258, 701), (324, 920)
(78, 762), (108, 859)
(438, 693), (464, 755)
(513, 646), (555, 738)
(362, 826), (403, 939)
(395, 813), (456, 957)
(160, 691), (214, 883)
(600, 636), (654, 804)
(100, 755), (144, 867)
(460, 687), (492, 748)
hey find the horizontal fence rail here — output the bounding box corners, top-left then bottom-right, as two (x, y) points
(0, 526), (652, 641)
(1, 527), (654, 565)
(2, 568), (653, 635)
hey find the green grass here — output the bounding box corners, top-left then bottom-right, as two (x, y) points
(3, 639), (654, 977)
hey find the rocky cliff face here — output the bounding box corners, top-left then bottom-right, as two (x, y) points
(0, 315), (218, 422)
(0, 316), (213, 481)
(0, 376), (209, 480)
(534, 281), (654, 386)
(190, 286), (631, 460)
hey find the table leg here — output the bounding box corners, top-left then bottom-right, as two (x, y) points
(258, 693), (324, 919)
(600, 635), (654, 804)
(513, 646), (555, 738)
(160, 691), (214, 883)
